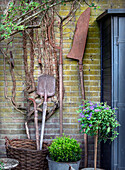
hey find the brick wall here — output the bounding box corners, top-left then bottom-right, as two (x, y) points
(0, 0), (125, 168)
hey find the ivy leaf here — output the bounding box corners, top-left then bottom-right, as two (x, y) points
(10, 2), (14, 7)
(0, 14), (4, 17)
(18, 25), (24, 30)
(107, 127), (110, 133)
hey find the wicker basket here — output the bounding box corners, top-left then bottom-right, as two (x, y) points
(5, 137), (49, 170)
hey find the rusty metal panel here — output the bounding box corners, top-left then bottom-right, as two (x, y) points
(67, 7), (90, 63)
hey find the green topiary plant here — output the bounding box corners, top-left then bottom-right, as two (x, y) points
(49, 135), (82, 162)
(77, 100), (120, 170)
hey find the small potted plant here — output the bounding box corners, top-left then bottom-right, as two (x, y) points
(77, 101), (120, 170)
(47, 134), (82, 170)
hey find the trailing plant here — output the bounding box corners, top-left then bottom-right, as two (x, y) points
(0, 0), (100, 41)
(0, 0), (78, 40)
(49, 135), (82, 162)
(0, 0), (40, 39)
(77, 100), (120, 170)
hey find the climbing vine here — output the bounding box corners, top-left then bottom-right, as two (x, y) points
(0, 0), (100, 41)
(0, 0), (100, 139)
(0, 0), (72, 40)
(0, 0), (39, 39)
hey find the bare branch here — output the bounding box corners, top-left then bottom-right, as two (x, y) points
(62, 0), (81, 27)
(29, 28), (35, 92)
(16, 0), (68, 27)
(26, 25), (40, 29)
(9, 51), (16, 105)
(13, 0), (53, 23)
(62, 0), (77, 22)
(62, 11), (76, 27)
(2, 0), (14, 21)
(84, 0), (97, 7)
(55, 11), (63, 20)
(0, 48), (25, 115)
(48, 19), (61, 49)
(84, 0), (91, 6)
(22, 30), (30, 88)
(46, 101), (59, 120)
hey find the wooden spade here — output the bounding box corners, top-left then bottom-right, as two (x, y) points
(67, 7), (91, 167)
(37, 74), (55, 150)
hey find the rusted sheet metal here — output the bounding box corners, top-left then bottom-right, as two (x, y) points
(67, 7), (90, 63)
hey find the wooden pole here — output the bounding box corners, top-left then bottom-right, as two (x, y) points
(59, 21), (63, 136)
(79, 63), (88, 167)
(94, 131), (98, 170)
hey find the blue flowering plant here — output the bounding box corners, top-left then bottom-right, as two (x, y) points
(77, 101), (120, 169)
(77, 101), (120, 143)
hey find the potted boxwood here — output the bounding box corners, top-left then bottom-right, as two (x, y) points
(77, 101), (120, 170)
(47, 135), (82, 170)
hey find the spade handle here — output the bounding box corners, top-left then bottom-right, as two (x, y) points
(40, 102), (47, 150)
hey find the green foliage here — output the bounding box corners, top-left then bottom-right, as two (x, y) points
(49, 134), (82, 162)
(0, 161), (4, 170)
(0, 0), (65, 40)
(0, 0), (40, 39)
(77, 101), (120, 143)
(89, 2), (100, 10)
(0, 0), (101, 40)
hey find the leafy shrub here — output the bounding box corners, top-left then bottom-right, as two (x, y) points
(77, 101), (120, 143)
(49, 135), (81, 162)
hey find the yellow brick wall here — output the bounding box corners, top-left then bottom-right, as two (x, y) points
(0, 0), (125, 167)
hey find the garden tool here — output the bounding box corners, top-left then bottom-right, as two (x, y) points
(37, 74), (55, 150)
(67, 7), (91, 167)
(28, 98), (39, 150)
